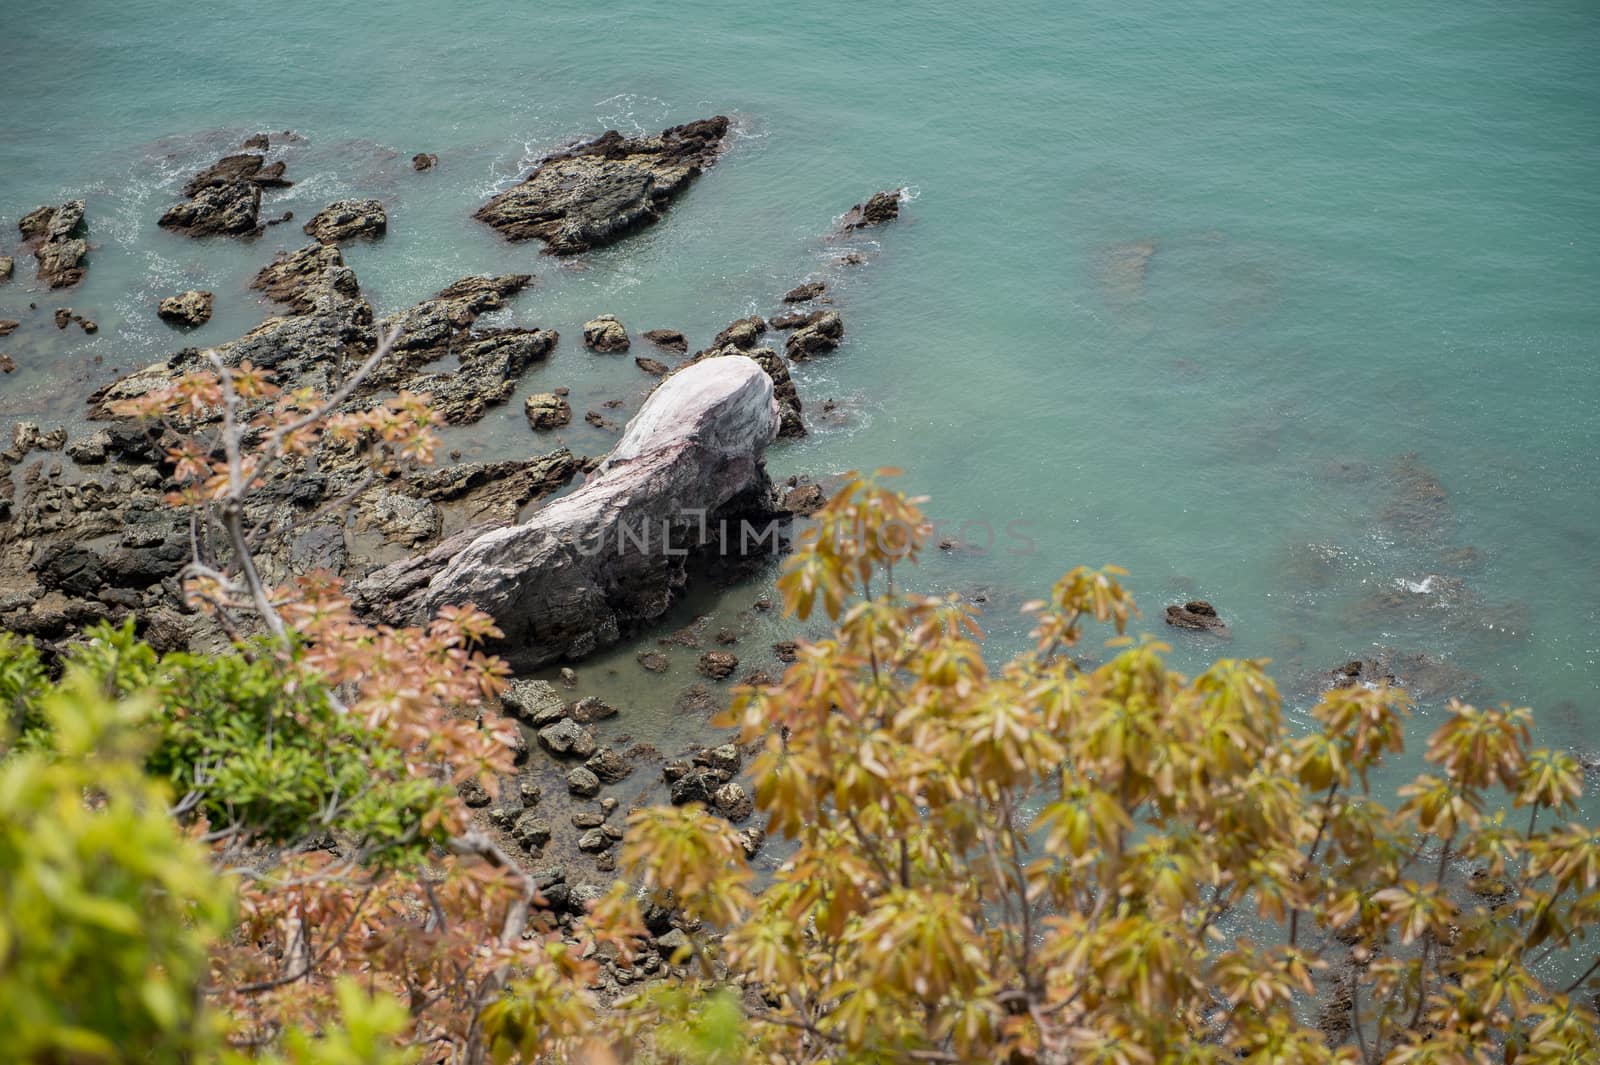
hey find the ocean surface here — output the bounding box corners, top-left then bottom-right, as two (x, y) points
(3, 0), (1598, 782)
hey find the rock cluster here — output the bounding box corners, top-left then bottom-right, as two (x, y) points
(158, 147), (292, 238)
(18, 201), (89, 288)
(474, 116), (730, 254)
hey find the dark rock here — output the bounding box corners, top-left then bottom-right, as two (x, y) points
(566, 766), (601, 798)
(637, 649), (670, 673)
(487, 803), (521, 829)
(525, 392), (572, 430)
(474, 116), (730, 254)
(183, 153), (268, 195)
(738, 827), (765, 859)
(712, 316), (766, 350)
(704, 744), (741, 775)
(241, 133), (270, 151)
(72, 315), (96, 335)
(577, 828), (611, 853)
(781, 482), (826, 516)
(713, 781), (753, 822)
(770, 309), (823, 330)
(412, 153), (439, 171)
(635, 356), (670, 377)
(585, 747), (631, 784)
(772, 640), (798, 663)
(538, 717), (597, 759)
(159, 181), (261, 237)
(19, 201), (89, 287)
(0, 320), (18, 336)
(458, 779), (491, 807)
(669, 766), (725, 806)
(157, 290), (214, 328)
(782, 280), (826, 303)
(842, 189), (902, 230)
(53, 307), (71, 329)
(34, 543), (106, 597)
(512, 811), (552, 850)
(583, 314), (629, 352)
(697, 652), (738, 680)
(303, 199), (387, 244)
(570, 696), (618, 724)
(642, 329), (688, 353)
(584, 410), (618, 430)
(785, 311), (843, 359)
(1164, 600), (1229, 635)
(0, 354), (15, 374)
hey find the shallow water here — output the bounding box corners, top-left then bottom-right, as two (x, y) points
(3, 0), (1599, 787)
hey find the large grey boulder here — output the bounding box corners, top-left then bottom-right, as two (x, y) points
(357, 355), (781, 668)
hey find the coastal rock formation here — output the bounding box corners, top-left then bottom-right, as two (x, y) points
(1164, 600), (1229, 636)
(525, 392), (572, 430)
(841, 189), (903, 230)
(356, 355), (782, 668)
(583, 314), (629, 352)
(474, 116), (730, 254)
(684, 334), (804, 439)
(303, 199), (387, 244)
(412, 153), (438, 171)
(785, 310), (843, 359)
(19, 201), (89, 288)
(158, 181), (262, 237)
(157, 290), (214, 327)
(158, 151), (291, 238)
(782, 280), (826, 303)
(635, 356), (669, 377)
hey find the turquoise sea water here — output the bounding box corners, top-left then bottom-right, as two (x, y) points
(3, 1), (1598, 772)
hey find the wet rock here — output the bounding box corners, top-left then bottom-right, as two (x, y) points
(712, 316), (766, 351)
(411, 153), (439, 171)
(474, 116), (730, 254)
(585, 747), (632, 784)
(512, 812), (552, 850)
(570, 696), (618, 724)
(566, 766), (601, 798)
(53, 308), (71, 329)
(0, 354), (14, 374)
(841, 189), (902, 230)
(157, 290), (214, 327)
(241, 133), (270, 151)
(525, 392), (572, 430)
(642, 328), (688, 353)
(65, 430), (112, 465)
(183, 153), (276, 195)
(19, 201), (89, 287)
(357, 357), (784, 669)
(713, 781), (753, 823)
(782, 280), (826, 303)
(704, 744), (741, 776)
(584, 410), (619, 430)
(769, 309), (822, 330)
(303, 199), (387, 244)
(73, 315), (97, 334)
(772, 640), (799, 663)
(538, 717), (597, 759)
(0, 320), (17, 336)
(559, 667), (578, 688)
(637, 649), (670, 673)
(249, 242), (355, 313)
(158, 181), (262, 237)
(697, 651), (738, 680)
(635, 356), (670, 377)
(781, 482), (826, 516)
(502, 678), (568, 725)
(0, 256), (12, 281)
(675, 684), (717, 715)
(583, 314), (629, 352)
(1164, 600), (1229, 636)
(738, 827), (765, 859)
(785, 311), (843, 359)
(669, 766), (725, 806)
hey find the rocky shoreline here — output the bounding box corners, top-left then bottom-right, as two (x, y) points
(1, 115), (909, 885)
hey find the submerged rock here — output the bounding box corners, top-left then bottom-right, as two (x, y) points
(411, 152), (439, 171)
(19, 201), (89, 288)
(157, 290), (214, 328)
(782, 280), (826, 303)
(1164, 600), (1230, 636)
(357, 356), (782, 668)
(642, 328), (688, 353)
(303, 199), (387, 244)
(474, 116), (730, 254)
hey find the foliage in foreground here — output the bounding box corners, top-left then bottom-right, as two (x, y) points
(3, 348), (1598, 1065)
